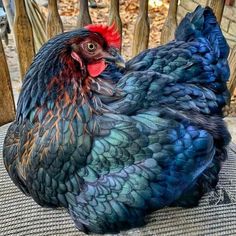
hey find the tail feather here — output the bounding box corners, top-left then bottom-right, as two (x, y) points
(175, 6), (230, 113)
(175, 6), (229, 59)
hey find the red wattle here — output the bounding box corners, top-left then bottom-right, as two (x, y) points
(87, 60), (107, 77)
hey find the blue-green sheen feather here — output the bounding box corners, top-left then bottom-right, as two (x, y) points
(3, 5), (231, 235)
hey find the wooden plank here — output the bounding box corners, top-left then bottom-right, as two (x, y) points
(0, 39), (15, 125)
(46, 0), (64, 39)
(108, 0), (122, 50)
(160, 0), (178, 45)
(77, 0), (92, 28)
(14, 0), (35, 80)
(228, 45), (236, 96)
(209, 0), (225, 23)
(132, 0), (150, 57)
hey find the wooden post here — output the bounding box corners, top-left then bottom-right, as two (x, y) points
(228, 45), (236, 96)
(46, 0), (64, 39)
(77, 0), (92, 28)
(108, 0), (122, 50)
(2, 0), (14, 31)
(209, 0), (226, 23)
(160, 0), (178, 45)
(25, 0), (47, 52)
(0, 39), (16, 125)
(14, 0), (35, 80)
(132, 0), (150, 57)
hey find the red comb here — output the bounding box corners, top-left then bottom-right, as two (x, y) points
(85, 23), (121, 49)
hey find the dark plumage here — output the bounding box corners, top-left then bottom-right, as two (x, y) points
(3, 6), (231, 234)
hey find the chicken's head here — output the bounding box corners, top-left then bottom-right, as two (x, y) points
(65, 23), (124, 78)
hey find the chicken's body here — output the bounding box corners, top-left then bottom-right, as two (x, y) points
(3, 7), (231, 233)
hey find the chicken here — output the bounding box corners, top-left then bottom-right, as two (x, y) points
(3, 6), (231, 234)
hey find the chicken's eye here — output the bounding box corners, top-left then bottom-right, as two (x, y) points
(87, 42), (97, 52)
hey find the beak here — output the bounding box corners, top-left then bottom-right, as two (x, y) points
(115, 55), (126, 69)
(103, 50), (126, 69)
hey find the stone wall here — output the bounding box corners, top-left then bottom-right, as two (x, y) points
(177, 0), (236, 48)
